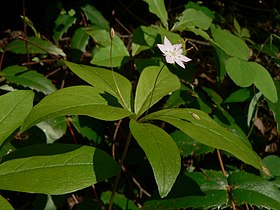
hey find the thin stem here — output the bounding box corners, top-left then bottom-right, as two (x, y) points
(216, 149), (227, 176)
(145, 64), (166, 116)
(109, 132), (132, 210)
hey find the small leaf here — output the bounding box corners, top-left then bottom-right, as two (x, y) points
(267, 80), (280, 131)
(229, 171), (280, 209)
(211, 25), (251, 60)
(143, 108), (263, 171)
(20, 86), (133, 132)
(64, 61), (132, 111)
(172, 8), (213, 31)
(129, 120), (181, 198)
(53, 14), (76, 41)
(0, 195), (14, 210)
(225, 57), (255, 87)
(71, 27), (90, 52)
(82, 4), (110, 30)
(247, 92), (262, 126)
(0, 90), (34, 146)
(6, 37), (66, 57)
(262, 155), (280, 177)
(101, 191), (138, 210)
(224, 88), (253, 103)
(0, 144), (120, 194)
(1, 65), (57, 94)
(143, 0), (168, 28)
(134, 65), (180, 117)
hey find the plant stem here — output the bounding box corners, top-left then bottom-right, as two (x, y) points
(109, 132), (132, 210)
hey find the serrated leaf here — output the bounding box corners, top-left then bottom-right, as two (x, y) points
(129, 120), (181, 198)
(143, 108), (263, 171)
(229, 171), (280, 209)
(211, 25), (250, 60)
(0, 144), (120, 194)
(82, 4), (110, 30)
(64, 61), (132, 111)
(172, 8), (213, 31)
(143, 0), (168, 28)
(1, 65), (57, 94)
(53, 14), (76, 40)
(6, 37), (66, 57)
(134, 65), (180, 117)
(0, 195), (14, 210)
(71, 27), (90, 52)
(20, 86), (133, 132)
(0, 90), (34, 146)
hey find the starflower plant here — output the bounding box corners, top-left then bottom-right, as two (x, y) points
(157, 36), (191, 68)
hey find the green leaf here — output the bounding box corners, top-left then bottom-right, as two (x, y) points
(0, 195), (14, 210)
(20, 86), (133, 132)
(53, 14), (76, 41)
(6, 37), (66, 57)
(143, 171), (228, 209)
(211, 25), (250, 60)
(143, 108), (264, 172)
(0, 90), (34, 146)
(267, 80), (280, 131)
(229, 171), (280, 209)
(0, 144), (120, 194)
(172, 8), (213, 31)
(143, 0), (168, 28)
(101, 191), (138, 210)
(224, 88), (253, 103)
(82, 4), (110, 30)
(134, 65), (180, 117)
(64, 61), (132, 111)
(88, 30), (130, 67)
(129, 120), (181, 198)
(71, 27), (90, 52)
(247, 92), (262, 126)
(1, 65), (57, 94)
(262, 155), (280, 177)
(253, 62), (278, 103)
(225, 57), (255, 87)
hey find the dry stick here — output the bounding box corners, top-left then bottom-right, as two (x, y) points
(216, 149), (236, 210)
(112, 119), (123, 160)
(22, 0), (30, 67)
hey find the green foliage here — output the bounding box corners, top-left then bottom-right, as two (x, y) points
(0, 0), (279, 209)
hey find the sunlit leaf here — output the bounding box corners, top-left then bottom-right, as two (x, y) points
(129, 120), (181, 198)
(142, 108), (264, 172)
(64, 61), (132, 111)
(0, 195), (14, 210)
(143, 0), (168, 28)
(134, 65), (180, 117)
(172, 8), (213, 31)
(1, 65), (57, 94)
(0, 90), (34, 146)
(0, 144), (120, 194)
(20, 86), (133, 132)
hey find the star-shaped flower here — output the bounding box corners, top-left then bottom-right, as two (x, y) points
(157, 36), (191, 69)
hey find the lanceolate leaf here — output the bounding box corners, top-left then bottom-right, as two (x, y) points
(142, 108), (264, 171)
(64, 61), (132, 111)
(0, 90), (34, 146)
(1, 65), (57, 94)
(134, 65), (180, 117)
(143, 0), (168, 28)
(229, 171), (280, 209)
(0, 195), (14, 210)
(20, 86), (133, 132)
(0, 144), (120, 194)
(129, 120), (181, 198)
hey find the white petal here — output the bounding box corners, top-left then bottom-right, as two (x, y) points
(174, 44), (182, 51)
(157, 44), (168, 53)
(164, 36), (173, 49)
(165, 55), (175, 64)
(174, 58), (185, 68)
(178, 55), (192, 62)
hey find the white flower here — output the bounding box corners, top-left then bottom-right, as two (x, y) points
(157, 36), (191, 69)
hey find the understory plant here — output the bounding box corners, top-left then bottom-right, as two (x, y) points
(0, 1), (280, 209)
